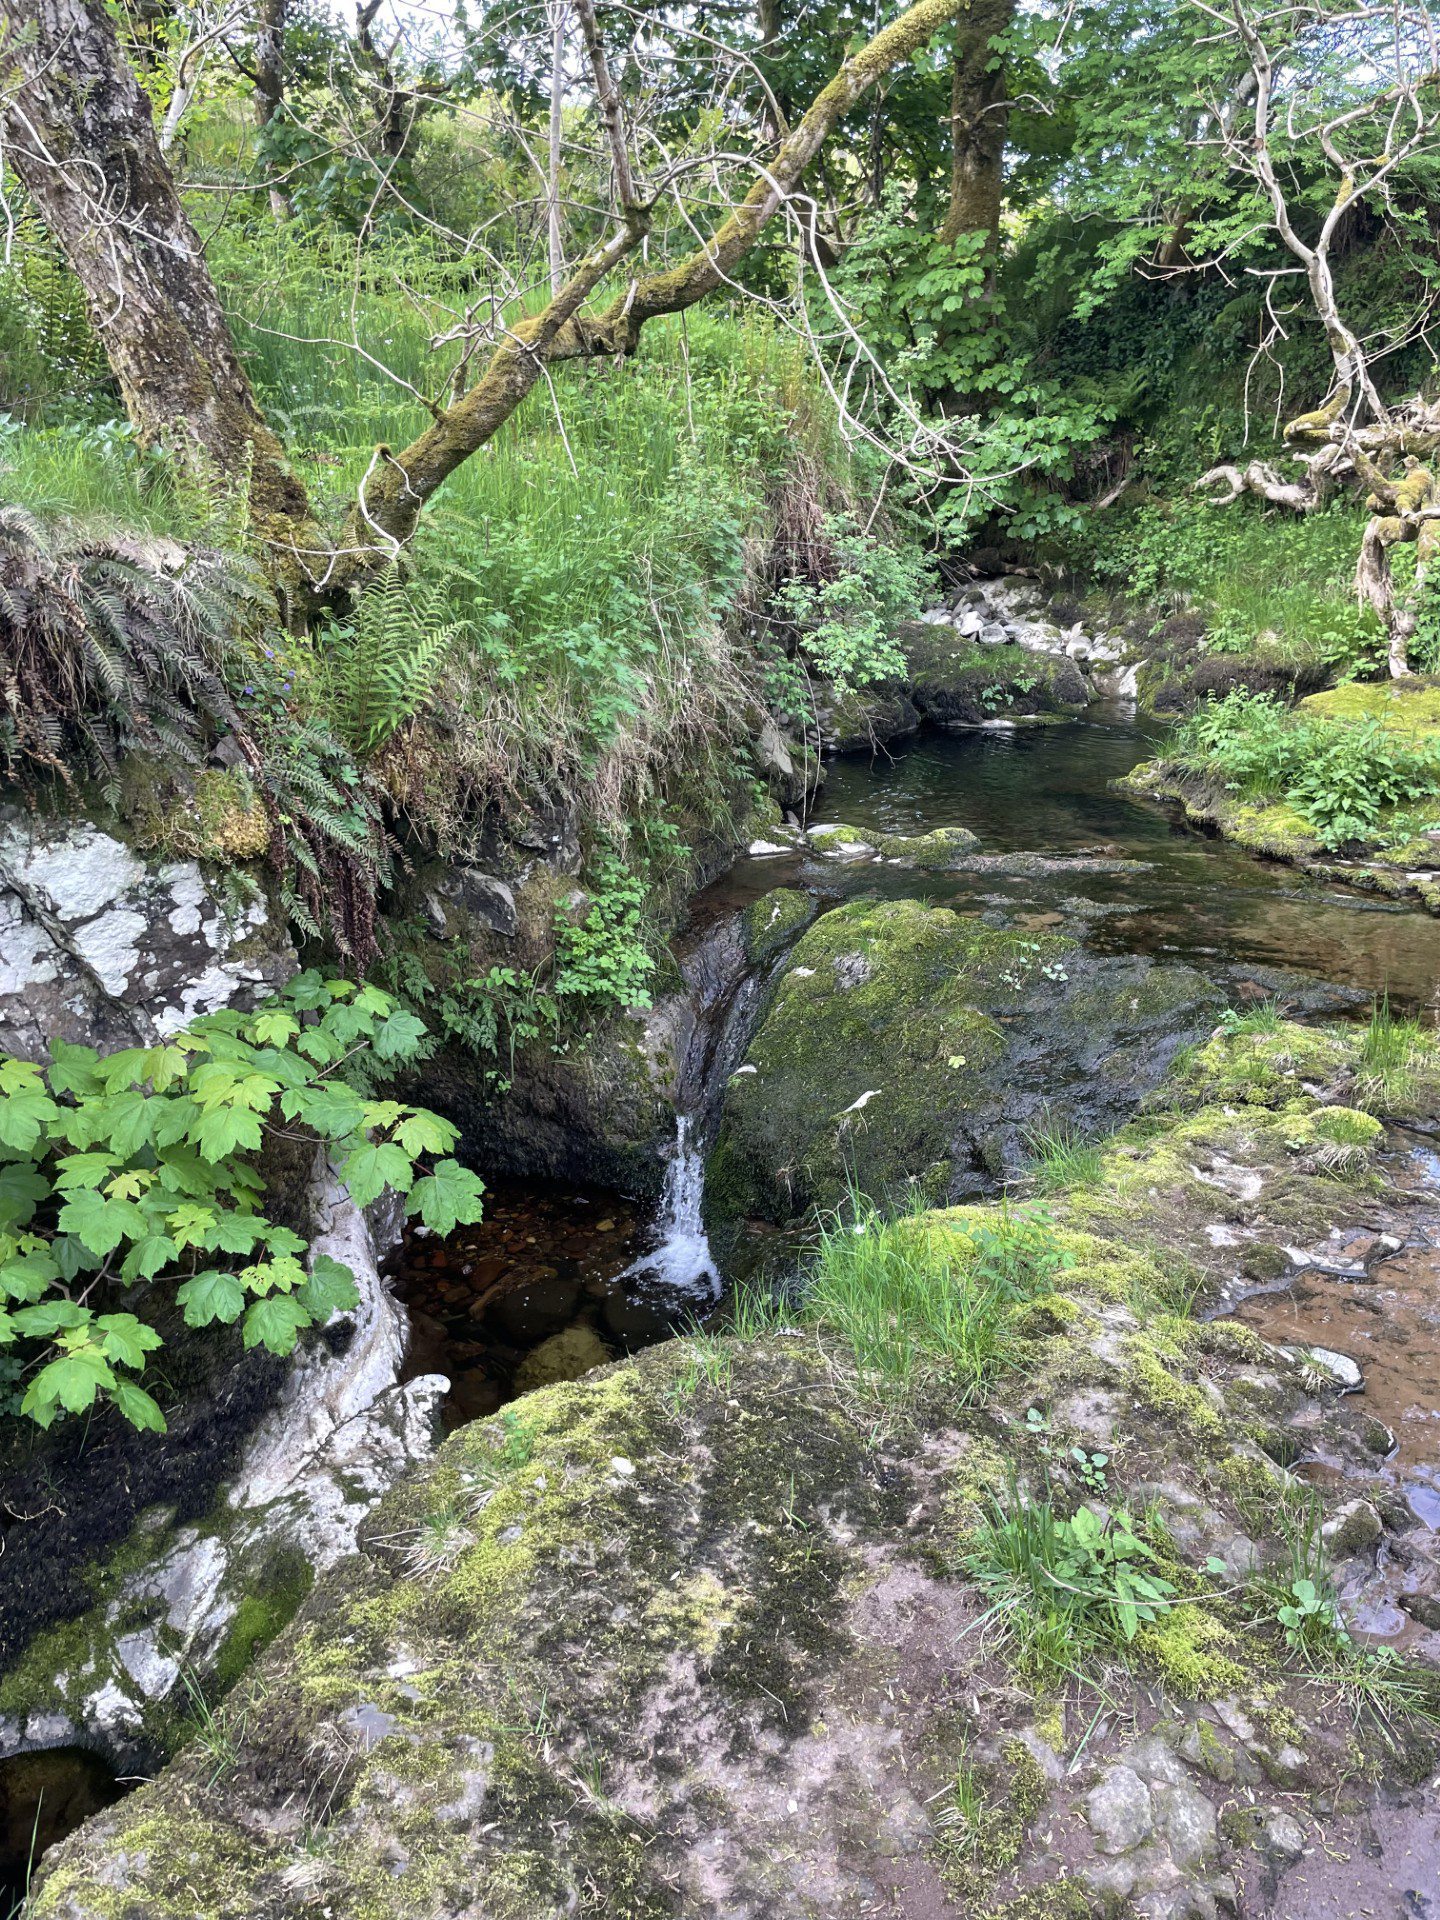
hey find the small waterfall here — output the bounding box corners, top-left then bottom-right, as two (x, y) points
(618, 1115), (720, 1300)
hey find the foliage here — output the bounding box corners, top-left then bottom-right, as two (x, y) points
(803, 1197), (1073, 1394)
(319, 561), (465, 758)
(1172, 689), (1440, 848)
(771, 514), (932, 691)
(966, 1492), (1177, 1674)
(0, 975), (484, 1433)
(552, 853), (658, 1013)
(0, 500), (266, 789)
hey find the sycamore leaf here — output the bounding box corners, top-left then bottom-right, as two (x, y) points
(199, 1212), (267, 1256)
(94, 1313), (164, 1369)
(0, 1162), (47, 1229)
(250, 1011), (299, 1047)
(408, 1160), (486, 1236)
(168, 1201), (218, 1248)
(283, 1082), (365, 1139)
(111, 1379), (167, 1433)
(47, 1039), (101, 1097)
(176, 1269), (247, 1327)
(242, 1293), (311, 1354)
(119, 1232), (178, 1281)
(0, 1247), (60, 1301)
(23, 1344), (116, 1418)
(57, 1188), (147, 1257)
(340, 1140), (415, 1208)
(54, 1150), (120, 1191)
(393, 1109), (458, 1158)
(0, 1067), (59, 1154)
(11, 1298), (90, 1337)
(373, 1010), (427, 1062)
(189, 1101), (263, 1163)
(298, 1254), (360, 1322)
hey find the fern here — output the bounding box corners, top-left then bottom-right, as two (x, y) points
(323, 562), (463, 757)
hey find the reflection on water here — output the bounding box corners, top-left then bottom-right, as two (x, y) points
(1, 1746), (122, 1913)
(739, 710), (1440, 1015)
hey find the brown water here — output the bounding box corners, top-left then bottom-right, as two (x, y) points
(393, 1176), (707, 1425)
(0, 1747), (121, 1914)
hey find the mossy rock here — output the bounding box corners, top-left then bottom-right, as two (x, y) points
(900, 629), (1088, 725)
(740, 886), (817, 966)
(1301, 677), (1440, 735)
(810, 683), (921, 752)
(704, 898), (1223, 1242)
(808, 823), (981, 868)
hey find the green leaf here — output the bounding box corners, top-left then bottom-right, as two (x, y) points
(48, 1039), (101, 1097)
(0, 1162), (47, 1229)
(242, 1293), (311, 1355)
(407, 1159), (486, 1236)
(11, 1298), (90, 1337)
(393, 1108), (458, 1157)
(111, 1379), (167, 1433)
(189, 1101), (263, 1163)
(0, 1068), (59, 1153)
(0, 1247), (60, 1302)
(284, 1083), (365, 1139)
(56, 1187), (146, 1257)
(298, 1254), (360, 1321)
(340, 1140), (415, 1207)
(373, 1010), (427, 1062)
(94, 1312), (164, 1369)
(199, 1212), (267, 1256)
(120, 1232), (179, 1281)
(250, 1010), (299, 1047)
(176, 1269), (247, 1327)
(23, 1345), (116, 1418)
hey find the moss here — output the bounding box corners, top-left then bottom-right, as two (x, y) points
(708, 900), (1063, 1227)
(1132, 1606), (1248, 1698)
(1125, 1343), (1226, 1450)
(210, 1549), (314, 1694)
(1164, 1022), (1354, 1113)
(740, 885), (816, 964)
(1301, 677), (1440, 735)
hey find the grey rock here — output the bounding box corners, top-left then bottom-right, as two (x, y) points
(1259, 1809), (1306, 1861)
(1153, 1779), (1218, 1871)
(1085, 1765), (1155, 1853)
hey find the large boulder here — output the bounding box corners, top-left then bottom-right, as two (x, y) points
(899, 625), (1089, 726)
(703, 897), (1223, 1242)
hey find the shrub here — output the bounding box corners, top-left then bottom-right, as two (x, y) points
(0, 975), (484, 1433)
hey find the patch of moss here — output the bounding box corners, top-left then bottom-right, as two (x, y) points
(1301, 678), (1440, 735)
(740, 886), (816, 965)
(1132, 1606), (1248, 1698)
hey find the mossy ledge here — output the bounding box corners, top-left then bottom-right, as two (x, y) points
(33, 1021), (1440, 1918)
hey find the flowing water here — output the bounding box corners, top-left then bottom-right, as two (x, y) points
(397, 706), (1440, 1509)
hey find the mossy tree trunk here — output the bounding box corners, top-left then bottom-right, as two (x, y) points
(0, 0), (323, 603)
(937, 0), (1012, 256)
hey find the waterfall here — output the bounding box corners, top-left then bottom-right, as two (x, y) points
(618, 1115), (720, 1301)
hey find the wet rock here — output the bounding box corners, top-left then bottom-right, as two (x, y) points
(810, 684), (920, 753)
(512, 1326), (611, 1393)
(705, 897), (1223, 1239)
(1320, 1498), (1383, 1559)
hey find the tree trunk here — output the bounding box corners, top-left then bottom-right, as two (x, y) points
(546, 0), (566, 294)
(253, 0), (292, 219)
(937, 0), (1012, 252)
(0, 0), (319, 593)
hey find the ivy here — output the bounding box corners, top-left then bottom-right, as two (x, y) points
(0, 974), (485, 1434)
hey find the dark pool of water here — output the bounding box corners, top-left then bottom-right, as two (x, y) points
(745, 710), (1440, 1015)
(1, 1746), (122, 1913)
(392, 1177), (706, 1425)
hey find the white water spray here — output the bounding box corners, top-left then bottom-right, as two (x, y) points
(618, 1115), (720, 1300)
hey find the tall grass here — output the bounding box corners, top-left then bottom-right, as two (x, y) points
(802, 1197), (1071, 1394)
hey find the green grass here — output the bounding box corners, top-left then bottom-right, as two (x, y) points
(1023, 1119), (1104, 1194)
(1357, 994), (1425, 1110)
(801, 1197), (1069, 1395)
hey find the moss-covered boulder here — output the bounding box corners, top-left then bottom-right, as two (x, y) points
(703, 898), (1223, 1242)
(807, 823), (980, 868)
(1300, 677), (1440, 734)
(35, 1038), (1440, 1920)
(809, 683), (920, 752)
(900, 626), (1089, 725)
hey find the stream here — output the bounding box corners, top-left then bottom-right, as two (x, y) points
(393, 703), (1440, 1431)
